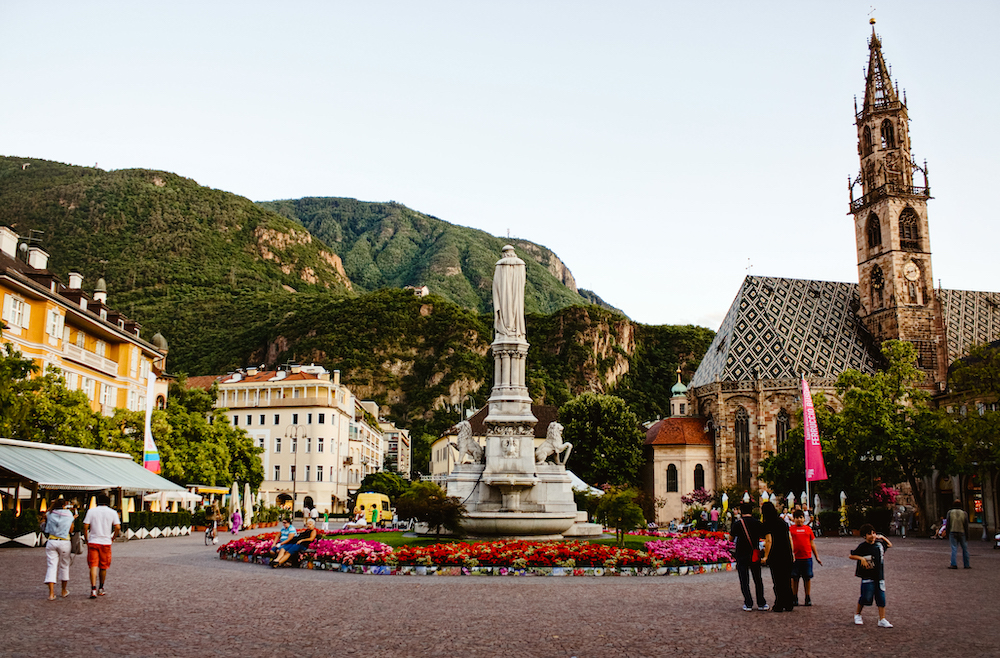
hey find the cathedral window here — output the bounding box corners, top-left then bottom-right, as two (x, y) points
(694, 464), (705, 491)
(880, 120), (895, 149)
(666, 464), (678, 492)
(776, 409), (790, 446)
(899, 207), (920, 251)
(866, 213), (881, 248)
(871, 265), (885, 308)
(861, 126), (873, 157)
(735, 407), (751, 489)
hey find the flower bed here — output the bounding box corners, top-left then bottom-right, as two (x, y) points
(218, 533), (734, 576)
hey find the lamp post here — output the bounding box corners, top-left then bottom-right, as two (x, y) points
(461, 395), (477, 420)
(860, 450), (883, 500)
(285, 425), (306, 514)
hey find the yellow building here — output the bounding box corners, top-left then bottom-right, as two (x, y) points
(0, 225), (166, 414)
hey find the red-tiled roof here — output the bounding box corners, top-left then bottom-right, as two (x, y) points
(644, 417), (712, 446)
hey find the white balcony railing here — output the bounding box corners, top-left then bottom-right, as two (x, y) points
(64, 343), (119, 377)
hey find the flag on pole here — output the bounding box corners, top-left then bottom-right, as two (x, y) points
(143, 369), (161, 473)
(802, 377), (827, 482)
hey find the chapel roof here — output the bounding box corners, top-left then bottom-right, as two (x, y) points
(644, 417), (712, 447)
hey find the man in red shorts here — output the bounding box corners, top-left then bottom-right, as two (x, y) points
(83, 493), (121, 600)
(789, 508), (822, 606)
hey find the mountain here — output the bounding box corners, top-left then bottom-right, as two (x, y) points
(0, 155), (714, 470)
(257, 197), (608, 316)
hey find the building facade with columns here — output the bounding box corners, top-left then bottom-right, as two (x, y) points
(189, 364), (383, 514)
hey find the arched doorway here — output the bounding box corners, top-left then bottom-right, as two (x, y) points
(276, 494), (293, 510)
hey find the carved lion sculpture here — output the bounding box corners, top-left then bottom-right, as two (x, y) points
(449, 420), (484, 464)
(535, 421), (572, 465)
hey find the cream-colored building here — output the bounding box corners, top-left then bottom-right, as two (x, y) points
(0, 225), (166, 415)
(380, 421), (411, 479)
(190, 364), (383, 514)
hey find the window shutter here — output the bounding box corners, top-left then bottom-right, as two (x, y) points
(20, 302), (30, 329)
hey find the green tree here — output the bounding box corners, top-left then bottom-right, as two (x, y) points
(833, 340), (952, 532)
(0, 333), (39, 439)
(357, 471), (410, 501)
(595, 487), (646, 547)
(558, 393), (644, 487)
(394, 481), (467, 537)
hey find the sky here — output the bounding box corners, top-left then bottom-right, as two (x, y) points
(2, 2), (998, 329)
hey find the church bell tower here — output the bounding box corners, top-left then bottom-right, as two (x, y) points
(849, 20), (946, 389)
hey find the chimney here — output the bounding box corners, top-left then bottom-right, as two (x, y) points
(333, 370), (341, 387)
(0, 227), (17, 258)
(94, 277), (107, 303)
(27, 247), (49, 270)
(291, 365), (301, 374)
(68, 272), (83, 289)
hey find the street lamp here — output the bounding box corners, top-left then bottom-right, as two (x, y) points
(461, 395), (477, 420)
(285, 425), (307, 514)
(860, 451), (883, 499)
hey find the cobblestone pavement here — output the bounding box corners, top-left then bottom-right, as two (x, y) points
(2, 530), (997, 657)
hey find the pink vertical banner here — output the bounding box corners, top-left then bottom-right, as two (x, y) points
(802, 378), (827, 482)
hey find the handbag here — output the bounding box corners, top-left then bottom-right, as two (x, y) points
(71, 532), (84, 555)
(739, 517), (761, 563)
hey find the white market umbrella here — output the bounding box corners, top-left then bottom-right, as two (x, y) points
(786, 492), (796, 509)
(769, 493), (778, 505)
(721, 493), (729, 516)
(243, 482), (253, 526)
(742, 491), (751, 503)
(814, 494), (821, 514)
(801, 491), (808, 507)
(230, 482), (240, 516)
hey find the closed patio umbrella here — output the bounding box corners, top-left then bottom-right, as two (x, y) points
(243, 482), (253, 527)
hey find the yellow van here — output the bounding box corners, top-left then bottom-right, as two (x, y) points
(353, 492), (392, 527)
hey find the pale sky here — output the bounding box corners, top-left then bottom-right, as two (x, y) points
(3, 2), (998, 329)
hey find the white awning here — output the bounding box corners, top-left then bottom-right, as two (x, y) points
(0, 438), (185, 494)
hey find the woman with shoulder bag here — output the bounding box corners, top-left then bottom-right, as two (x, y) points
(43, 500), (77, 600)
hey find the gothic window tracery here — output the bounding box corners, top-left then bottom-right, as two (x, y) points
(776, 409), (790, 447)
(871, 265), (885, 308)
(899, 207), (920, 251)
(735, 406), (751, 489)
(862, 126), (873, 157)
(866, 213), (881, 248)
(880, 120), (895, 149)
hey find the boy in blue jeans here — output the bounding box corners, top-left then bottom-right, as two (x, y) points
(850, 523), (893, 627)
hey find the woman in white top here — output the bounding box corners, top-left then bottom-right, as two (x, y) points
(43, 499), (77, 600)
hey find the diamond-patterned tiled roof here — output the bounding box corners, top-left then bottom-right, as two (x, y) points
(938, 289), (1000, 363)
(690, 276), (881, 387)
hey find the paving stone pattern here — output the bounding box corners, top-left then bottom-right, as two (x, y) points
(2, 530), (998, 657)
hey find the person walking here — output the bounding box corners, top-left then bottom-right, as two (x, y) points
(850, 523), (893, 627)
(733, 502), (768, 611)
(946, 499), (970, 569)
(761, 501), (795, 612)
(710, 506), (720, 532)
(42, 499), (76, 601)
(83, 493), (121, 600)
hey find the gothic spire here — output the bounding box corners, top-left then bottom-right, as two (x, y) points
(861, 20), (900, 117)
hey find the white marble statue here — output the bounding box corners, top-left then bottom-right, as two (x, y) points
(492, 245), (526, 340)
(449, 420), (484, 464)
(535, 421), (572, 465)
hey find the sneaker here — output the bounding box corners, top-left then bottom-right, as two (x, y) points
(854, 614), (863, 625)
(792, 600), (800, 607)
(948, 565), (958, 569)
(742, 605), (753, 612)
(89, 591), (97, 600)
(804, 597), (812, 607)
(97, 588), (106, 596)
(758, 604), (770, 611)
(877, 618), (893, 628)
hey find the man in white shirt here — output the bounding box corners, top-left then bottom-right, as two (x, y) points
(83, 493), (121, 599)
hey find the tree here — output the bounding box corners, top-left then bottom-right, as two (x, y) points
(558, 393), (644, 487)
(833, 340), (952, 533)
(394, 481), (467, 537)
(595, 487), (646, 546)
(0, 333), (39, 439)
(356, 472), (410, 501)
